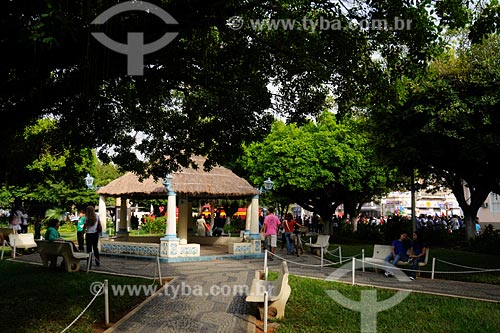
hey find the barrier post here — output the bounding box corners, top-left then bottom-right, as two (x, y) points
(352, 258), (356, 285)
(339, 246), (343, 264)
(87, 252), (93, 273)
(320, 246), (324, 270)
(431, 257), (436, 280)
(104, 279), (109, 326)
(157, 256), (163, 285)
(1, 240), (6, 260)
(264, 250), (268, 280)
(12, 238), (16, 259)
(263, 291), (268, 333)
(362, 249), (365, 272)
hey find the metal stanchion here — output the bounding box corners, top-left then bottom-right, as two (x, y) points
(1, 240), (6, 260)
(339, 246), (343, 264)
(104, 280), (109, 326)
(362, 249), (365, 272)
(431, 257), (436, 279)
(157, 256), (163, 285)
(87, 252), (93, 273)
(320, 246), (324, 270)
(352, 258), (356, 285)
(263, 291), (268, 333)
(264, 250), (268, 280)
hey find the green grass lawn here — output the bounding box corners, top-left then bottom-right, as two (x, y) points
(276, 275), (500, 333)
(0, 260), (158, 333)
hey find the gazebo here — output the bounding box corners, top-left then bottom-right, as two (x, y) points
(94, 156), (264, 261)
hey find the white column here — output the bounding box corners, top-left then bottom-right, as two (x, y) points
(98, 195), (108, 237)
(245, 201), (252, 232)
(178, 196), (188, 244)
(250, 194), (260, 239)
(163, 189), (178, 239)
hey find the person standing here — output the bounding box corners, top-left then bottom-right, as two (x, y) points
(260, 206), (281, 260)
(84, 205), (101, 266)
(9, 206), (22, 234)
(196, 214), (209, 236)
(20, 208), (29, 234)
(76, 209), (85, 251)
(283, 213), (301, 255)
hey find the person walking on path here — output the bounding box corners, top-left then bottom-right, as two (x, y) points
(260, 206), (280, 260)
(283, 213), (301, 255)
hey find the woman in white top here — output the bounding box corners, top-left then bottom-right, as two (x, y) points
(84, 205), (101, 266)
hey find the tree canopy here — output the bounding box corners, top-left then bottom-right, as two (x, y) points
(239, 112), (400, 223)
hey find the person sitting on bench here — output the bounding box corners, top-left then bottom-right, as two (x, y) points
(45, 218), (79, 252)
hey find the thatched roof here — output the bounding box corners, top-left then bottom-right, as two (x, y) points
(97, 156), (259, 199)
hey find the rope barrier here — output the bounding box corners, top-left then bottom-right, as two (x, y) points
(435, 258), (500, 272)
(265, 250), (338, 268)
(60, 282), (105, 333)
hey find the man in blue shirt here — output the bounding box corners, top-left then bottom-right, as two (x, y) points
(384, 232), (409, 277)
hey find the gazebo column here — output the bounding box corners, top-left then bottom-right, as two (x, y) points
(244, 200), (252, 238)
(117, 196), (129, 237)
(98, 195), (108, 238)
(160, 189), (180, 257)
(249, 194), (260, 239)
(178, 196), (189, 245)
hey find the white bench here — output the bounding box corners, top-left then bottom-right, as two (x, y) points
(2, 233), (38, 259)
(364, 244), (429, 272)
(305, 234), (330, 255)
(35, 240), (89, 272)
(246, 261), (291, 319)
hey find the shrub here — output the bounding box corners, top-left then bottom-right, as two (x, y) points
(141, 216), (166, 234)
(468, 224), (500, 255)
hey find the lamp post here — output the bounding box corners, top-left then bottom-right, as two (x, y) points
(83, 173), (107, 237)
(248, 177), (274, 240)
(162, 174), (177, 240)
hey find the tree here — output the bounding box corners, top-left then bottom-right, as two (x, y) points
(369, 32), (500, 239)
(1, 0), (453, 181)
(239, 112), (399, 229)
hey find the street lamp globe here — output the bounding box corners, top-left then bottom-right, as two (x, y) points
(263, 177), (274, 191)
(84, 173), (95, 189)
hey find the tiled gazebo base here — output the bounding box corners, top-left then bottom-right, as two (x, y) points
(99, 238), (264, 263)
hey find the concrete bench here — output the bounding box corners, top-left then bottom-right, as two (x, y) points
(364, 244), (429, 272)
(35, 240), (89, 272)
(2, 233), (38, 259)
(305, 234), (330, 255)
(246, 261), (291, 319)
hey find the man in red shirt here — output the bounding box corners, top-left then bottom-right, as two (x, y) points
(260, 206), (281, 260)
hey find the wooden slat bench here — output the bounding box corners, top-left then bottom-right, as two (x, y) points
(35, 240), (89, 272)
(246, 261), (291, 319)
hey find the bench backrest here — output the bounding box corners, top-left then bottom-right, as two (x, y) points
(316, 235), (330, 247)
(372, 244), (393, 260)
(35, 240), (75, 256)
(273, 261), (289, 297)
(9, 233), (37, 247)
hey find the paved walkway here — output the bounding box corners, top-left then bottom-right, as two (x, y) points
(13, 248), (500, 332)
